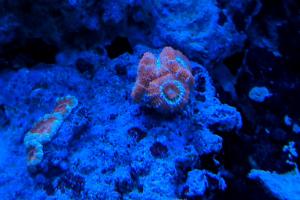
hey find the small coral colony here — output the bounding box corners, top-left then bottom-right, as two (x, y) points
(132, 47), (194, 113)
(25, 96), (78, 167)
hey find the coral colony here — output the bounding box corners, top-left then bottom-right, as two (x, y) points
(132, 47), (194, 113)
(0, 1), (300, 200)
(24, 96), (78, 167)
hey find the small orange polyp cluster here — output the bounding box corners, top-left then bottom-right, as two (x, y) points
(25, 114), (63, 145)
(54, 96), (78, 116)
(132, 47), (194, 113)
(31, 117), (58, 134)
(25, 140), (44, 167)
(24, 95), (78, 167)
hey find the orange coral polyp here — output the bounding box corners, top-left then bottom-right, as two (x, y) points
(54, 96), (78, 116)
(175, 68), (195, 86)
(138, 67), (156, 86)
(137, 55), (158, 87)
(140, 52), (156, 66)
(132, 47), (194, 113)
(31, 116), (58, 134)
(24, 113), (63, 144)
(131, 83), (146, 102)
(25, 140), (44, 166)
(165, 60), (180, 74)
(54, 99), (72, 114)
(160, 47), (177, 63)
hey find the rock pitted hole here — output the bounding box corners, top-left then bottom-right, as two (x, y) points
(115, 177), (134, 194)
(0, 105), (9, 126)
(115, 63), (127, 76)
(232, 11), (246, 31)
(150, 142), (168, 158)
(199, 154), (219, 173)
(218, 11), (227, 26)
(195, 74), (206, 93)
(76, 58), (95, 78)
(195, 93), (206, 102)
(57, 172), (85, 196)
(216, 0), (226, 8)
(128, 127), (147, 142)
(223, 51), (245, 75)
(175, 159), (191, 183)
(106, 36), (133, 59)
(64, 28), (101, 49)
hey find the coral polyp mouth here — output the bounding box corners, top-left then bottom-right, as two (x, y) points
(164, 85), (179, 100)
(161, 80), (184, 104)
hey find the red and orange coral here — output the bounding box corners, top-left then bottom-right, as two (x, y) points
(25, 140), (44, 166)
(24, 95), (78, 167)
(132, 47), (194, 113)
(54, 95), (78, 116)
(24, 114), (63, 144)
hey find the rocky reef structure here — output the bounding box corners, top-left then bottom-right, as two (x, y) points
(132, 47), (194, 113)
(248, 139), (300, 200)
(143, 0), (246, 65)
(0, 45), (242, 199)
(0, 0), (299, 199)
(0, 0), (248, 69)
(249, 169), (300, 200)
